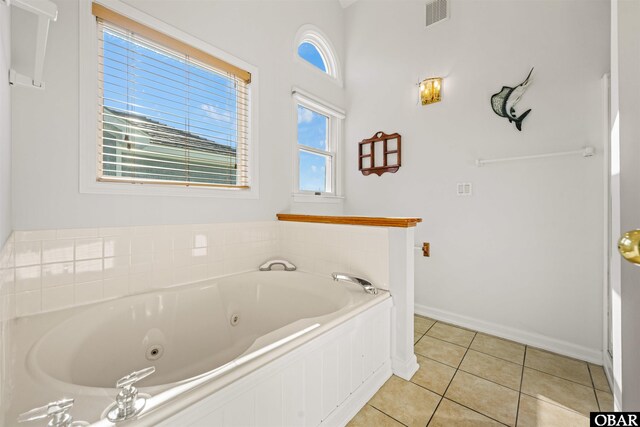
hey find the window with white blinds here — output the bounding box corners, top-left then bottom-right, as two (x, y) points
(94, 4), (251, 188)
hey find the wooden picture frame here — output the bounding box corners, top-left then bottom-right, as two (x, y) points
(358, 131), (402, 176)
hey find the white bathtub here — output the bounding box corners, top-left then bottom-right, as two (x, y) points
(4, 271), (392, 426)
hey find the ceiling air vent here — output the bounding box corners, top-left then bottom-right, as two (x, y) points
(425, 0), (449, 28)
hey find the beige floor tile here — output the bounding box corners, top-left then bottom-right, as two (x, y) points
(415, 335), (467, 368)
(429, 398), (503, 427)
(596, 390), (614, 411)
(426, 322), (476, 347)
(521, 368), (599, 416)
(415, 315), (436, 334)
(470, 333), (525, 365)
(346, 404), (404, 427)
(414, 332), (423, 344)
(525, 348), (591, 386)
(444, 371), (519, 426)
(589, 363), (611, 392)
(459, 349), (523, 390)
(370, 375), (441, 427)
(411, 355), (456, 395)
(517, 393), (589, 427)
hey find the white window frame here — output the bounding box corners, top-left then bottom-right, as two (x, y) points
(292, 87), (344, 203)
(293, 24), (343, 87)
(78, 0), (259, 199)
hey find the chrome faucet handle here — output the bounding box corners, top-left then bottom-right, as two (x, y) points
(115, 366), (155, 389)
(18, 398), (89, 427)
(106, 366), (155, 422)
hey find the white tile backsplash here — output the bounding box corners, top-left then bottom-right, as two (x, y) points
(103, 256), (129, 278)
(42, 285), (74, 312)
(42, 239), (75, 264)
(75, 238), (104, 260)
(42, 262), (75, 288)
(75, 259), (103, 284)
(0, 220), (390, 319)
(103, 236), (130, 258)
(14, 241), (41, 267)
(15, 290), (41, 317)
(15, 266), (42, 292)
(56, 228), (99, 240)
(103, 277), (129, 299)
(75, 280), (104, 305)
(14, 230), (56, 242)
(1, 294), (16, 321)
(0, 269), (15, 295)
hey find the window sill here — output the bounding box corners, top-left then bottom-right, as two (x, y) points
(80, 179), (259, 199)
(292, 193), (345, 204)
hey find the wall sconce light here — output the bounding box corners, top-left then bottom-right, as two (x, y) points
(419, 77), (442, 105)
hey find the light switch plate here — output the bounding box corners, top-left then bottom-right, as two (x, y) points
(456, 182), (472, 196)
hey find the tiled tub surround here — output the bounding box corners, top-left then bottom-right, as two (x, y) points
(0, 218), (418, 425)
(0, 223), (280, 319)
(0, 221), (391, 320)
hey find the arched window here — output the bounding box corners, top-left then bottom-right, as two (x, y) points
(298, 42), (328, 73)
(294, 25), (341, 83)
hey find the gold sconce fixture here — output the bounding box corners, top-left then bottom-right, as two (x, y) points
(419, 77), (442, 105)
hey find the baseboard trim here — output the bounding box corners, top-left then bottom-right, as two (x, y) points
(415, 304), (603, 364)
(391, 354), (419, 380)
(602, 353), (619, 410)
(324, 361), (392, 427)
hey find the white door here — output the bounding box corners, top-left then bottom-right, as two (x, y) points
(610, 0), (640, 411)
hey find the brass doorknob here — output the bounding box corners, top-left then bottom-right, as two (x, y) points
(618, 230), (640, 265)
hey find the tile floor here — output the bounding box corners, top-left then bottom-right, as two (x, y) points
(348, 315), (613, 427)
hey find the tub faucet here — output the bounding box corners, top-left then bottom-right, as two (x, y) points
(18, 398), (88, 426)
(331, 273), (378, 295)
(105, 366), (156, 422)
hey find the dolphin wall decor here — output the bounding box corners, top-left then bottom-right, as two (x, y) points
(490, 68), (534, 131)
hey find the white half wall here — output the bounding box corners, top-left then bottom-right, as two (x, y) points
(10, 0), (345, 231)
(344, 0), (609, 360)
(0, 4), (11, 246)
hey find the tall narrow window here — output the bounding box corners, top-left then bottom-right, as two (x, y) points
(93, 4), (251, 188)
(294, 92), (343, 196)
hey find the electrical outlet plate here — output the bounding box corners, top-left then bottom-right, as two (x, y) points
(422, 243), (430, 257)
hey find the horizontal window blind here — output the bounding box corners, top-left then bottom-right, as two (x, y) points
(94, 5), (250, 188)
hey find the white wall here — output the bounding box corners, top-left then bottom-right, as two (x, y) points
(10, 0), (345, 231)
(344, 0), (609, 360)
(0, 4), (11, 246)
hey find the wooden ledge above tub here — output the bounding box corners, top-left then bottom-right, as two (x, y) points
(276, 214), (422, 228)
